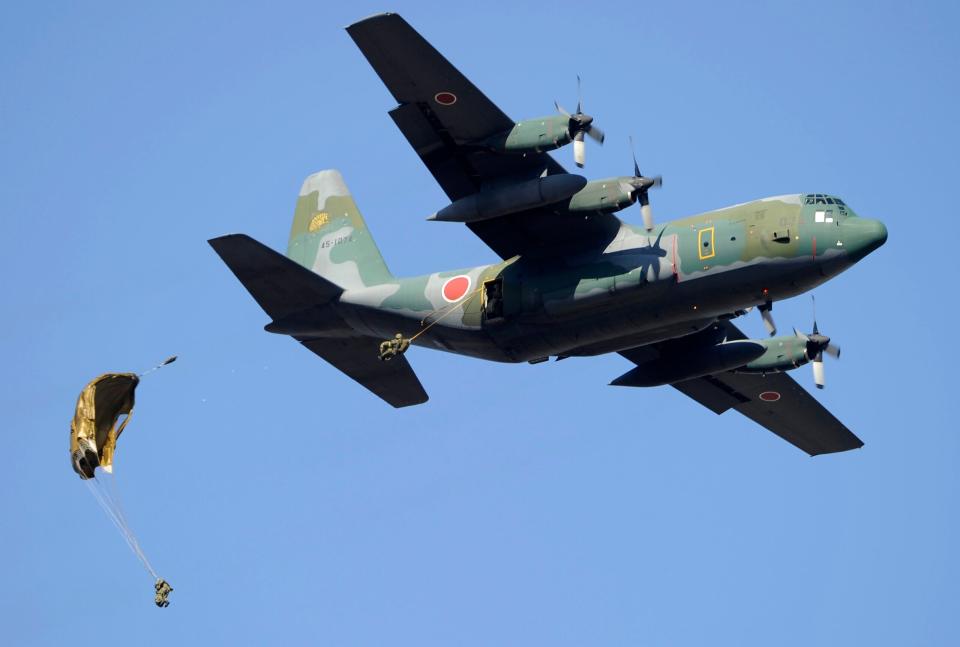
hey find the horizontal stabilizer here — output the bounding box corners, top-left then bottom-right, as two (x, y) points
(209, 234), (343, 321)
(299, 337), (428, 408)
(210, 234), (427, 408)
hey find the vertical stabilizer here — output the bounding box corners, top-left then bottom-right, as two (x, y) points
(287, 170), (394, 289)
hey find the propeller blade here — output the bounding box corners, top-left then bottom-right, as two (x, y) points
(573, 134), (585, 168)
(812, 357), (825, 389)
(760, 307), (777, 336)
(641, 202), (654, 232)
(555, 100), (571, 118)
(651, 175), (663, 188)
(811, 295), (819, 335)
(585, 124), (604, 144)
(826, 343), (841, 359)
(793, 327), (809, 342)
(576, 74), (582, 114)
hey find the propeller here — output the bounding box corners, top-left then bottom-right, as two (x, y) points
(794, 296), (841, 389)
(555, 75), (605, 167)
(623, 136), (663, 231)
(758, 301), (776, 336)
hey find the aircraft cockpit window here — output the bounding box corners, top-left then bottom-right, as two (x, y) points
(833, 198), (845, 206)
(814, 210), (835, 223)
(825, 197), (835, 204)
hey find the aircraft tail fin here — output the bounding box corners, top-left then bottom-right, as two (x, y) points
(286, 170), (394, 290)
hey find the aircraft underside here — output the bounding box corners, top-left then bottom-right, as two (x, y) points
(337, 254), (848, 364)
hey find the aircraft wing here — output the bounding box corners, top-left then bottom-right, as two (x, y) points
(620, 322), (864, 456)
(346, 13), (622, 259)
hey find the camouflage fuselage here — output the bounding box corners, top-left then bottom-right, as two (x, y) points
(335, 194), (886, 362)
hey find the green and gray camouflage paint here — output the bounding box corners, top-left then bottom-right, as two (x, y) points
(281, 169), (886, 364)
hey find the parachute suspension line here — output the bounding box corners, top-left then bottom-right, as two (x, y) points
(409, 286), (485, 343)
(84, 478), (146, 572)
(85, 477), (156, 579)
(99, 472), (157, 579)
(139, 355), (177, 378)
(84, 473), (157, 579)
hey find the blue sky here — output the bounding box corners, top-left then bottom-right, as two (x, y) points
(2, 1), (957, 645)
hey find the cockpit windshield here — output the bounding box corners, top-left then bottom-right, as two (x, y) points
(804, 193), (845, 206)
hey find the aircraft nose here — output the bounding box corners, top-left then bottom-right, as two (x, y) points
(844, 217), (888, 259)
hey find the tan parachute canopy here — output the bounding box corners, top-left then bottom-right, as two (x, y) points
(69, 373), (139, 479)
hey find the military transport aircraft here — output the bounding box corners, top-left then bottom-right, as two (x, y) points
(210, 13), (887, 456)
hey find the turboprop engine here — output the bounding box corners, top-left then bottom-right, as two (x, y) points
(480, 76), (605, 167)
(566, 177), (648, 214)
(737, 302), (841, 389)
(483, 114), (576, 155)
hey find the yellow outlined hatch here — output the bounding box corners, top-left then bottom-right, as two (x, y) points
(698, 226), (715, 260)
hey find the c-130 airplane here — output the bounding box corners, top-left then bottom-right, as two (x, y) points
(210, 13), (887, 456)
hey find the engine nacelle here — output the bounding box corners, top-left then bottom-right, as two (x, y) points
(483, 115), (572, 154)
(429, 174), (588, 223)
(611, 340), (767, 387)
(566, 177), (636, 214)
(736, 335), (811, 374)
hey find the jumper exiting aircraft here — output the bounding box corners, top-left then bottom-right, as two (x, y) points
(210, 13), (887, 456)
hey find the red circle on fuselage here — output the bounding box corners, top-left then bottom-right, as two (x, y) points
(759, 391), (781, 402)
(442, 275), (470, 302)
(434, 91), (457, 106)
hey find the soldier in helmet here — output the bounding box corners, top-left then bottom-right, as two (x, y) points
(378, 333), (410, 361)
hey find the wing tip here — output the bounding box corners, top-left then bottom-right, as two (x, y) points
(391, 393), (430, 408)
(807, 438), (865, 457)
(345, 12), (400, 32)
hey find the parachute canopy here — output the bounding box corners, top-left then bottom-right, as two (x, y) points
(69, 373), (140, 479)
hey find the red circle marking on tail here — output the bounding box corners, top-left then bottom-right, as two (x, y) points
(434, 92), (457, 106)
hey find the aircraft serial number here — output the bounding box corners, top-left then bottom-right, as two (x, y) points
(321, 235), (353, 249)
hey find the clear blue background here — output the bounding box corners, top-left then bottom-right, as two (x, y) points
(2, 1), (956, 645)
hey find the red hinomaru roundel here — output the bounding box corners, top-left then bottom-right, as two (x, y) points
(441, 275), (471, 303)
(758, 391), (781, 402)
(434, 91), (457, 106)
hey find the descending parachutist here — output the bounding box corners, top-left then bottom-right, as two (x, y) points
(154, 578), (173, 607)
